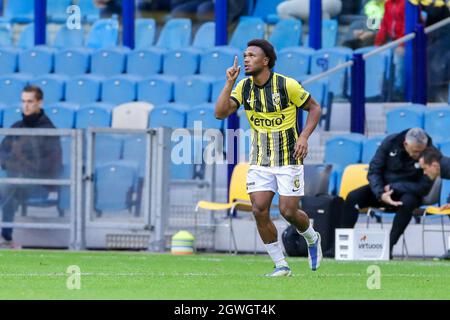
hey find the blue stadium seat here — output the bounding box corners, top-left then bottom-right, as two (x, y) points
(311, 47), (352, 97)
(301, 78), (328, 111)
(250, 0), (282, 23)
(126, 48), (164, 77)
(75, 104), (112, 129)
(18, 46), (55, 76)
(54, 48), (91, 76)
(149, 105), (186, 129)
(91, 47), (129, 77)
(101, 75), (138, 105)
(229, 17), (265, 50)
(269, 19), (302, 51)
(65, 75), (102, 105)
(157, 102), (190, 112)
(93, 134), (123, 165)
(44, 104), (76, 128)
(0, 20), (13, 46)
(174, 75), (212, 106)
(0, 47), (20, 74)
(322, 20), (339, 48)
(78, 0), (100, 23)
(4, 0), (34, 23)
(156, 18), (192, 50)
(386, 105), (425, 134)
(94, 161), (137, 213)
(211, 79), (226, 103)
(2, 106), (22, 128)
(17, 24), (50, 49)
(163, 48), (200, 77)
(324, 135), (365, 194)
(200, 47), (240, 78)
(362, 135), (386, 164)
(86, 18), (119, 49)
(53, 25), (85, 48)
(186, 103), (223, 130)
(0, 74), (31, 105)
(276, 47), (314, 78)
(47, 0), (72, 23)
(135, 18), (156, 49)
(137, 75), (175, 106)
(439, 140), (450, 157)
(0, 104), (6, 127)
(424, 107), (450, 144)
(30, 74), (66, 105)
(122, 134), (148, 185)
(192, 21), (215, 50)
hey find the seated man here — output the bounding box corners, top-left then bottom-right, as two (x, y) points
(341, 128), (433, 258)
(0, 85), (62, 248)
(419, 146), (450, 260)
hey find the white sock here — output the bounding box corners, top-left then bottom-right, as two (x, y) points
(265, 241), (288, 268)
(298, 224), (318, 246)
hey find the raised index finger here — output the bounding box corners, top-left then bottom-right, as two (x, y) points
(233, 56), (238, 69)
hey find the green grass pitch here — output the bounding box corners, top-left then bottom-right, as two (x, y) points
(0, 249), (449, 299)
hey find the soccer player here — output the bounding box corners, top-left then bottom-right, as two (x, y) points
(215, 39), (323, 276)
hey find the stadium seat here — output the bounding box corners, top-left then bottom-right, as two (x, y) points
(101, 75), (138, 105)
(211, 79), (226, 103)
(94, 161), (137, 213)
(149, 105), (185, 129)
(439, 140), (450, 157)
(362, 135), (386, 164)
(0, 20), (13, 46)
(269, 19), (302, 51)
(174, 75), (212, 106)
(156, 18), (192, 50)
(91, 47), (129, 77)
(276, 47), (314, 78)
(311, 47), (352, 97)
(137, 75), (175, 106)
(112, 102), (153, 129)
(322, 19), (339, 48)
(2, 106), (23, 128)
(65, 75), (102, 105)
(135, 18), (156, 49)
(53, 25), (85, 48)
(54, 48), (91, 76)
(186, 103), (223, 130)
(78, 0), (100, 23)
(424, 107), (450, 144)
(324, 134), (365, 194)
(250, 0), (282, 23)
(163, 48), (200, 77)
(338, 164), (369, 200)
(47, 0), (72, 23)
(44, 104), (76, 128)
(126, 48), (164, 77)
(0, 47), (20, 74)
(75, 104), (112, 129)
(17, 24), (50, 49)
(30, 74), (66, 105)
(192, 21), (215, 50)
(86, 18), (119, 49)
(122, 134), (147, 178)
(18, 46), (55, 76)
(200, 47), (240, 78)
(94, 134), (124, 164)
(386, 105), (425, 134)
(229, 17), (265, 50)
(4, 0), (34, 23)
(0, 74), (31, 105)
(0, 104), (6, 127)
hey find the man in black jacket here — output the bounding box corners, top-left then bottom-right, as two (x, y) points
(0, 85), (62, 248)
(341, 128), (434, 257)
(419, 146), (450, 260)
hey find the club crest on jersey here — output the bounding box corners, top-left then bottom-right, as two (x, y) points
(293, 175), (300, 189)
(272, 92), (281, 106)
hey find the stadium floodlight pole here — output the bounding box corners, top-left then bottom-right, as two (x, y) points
(35, 0), (46, 45)
(350, 53), (365, 134)
(215, 0), (237, 201)
(405, 1), (420, 102)
(413, 23), (427, 105)
(309, 0), (322, 50)
(122, 0), (135, 49)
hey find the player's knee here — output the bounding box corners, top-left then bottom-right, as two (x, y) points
(280, 207), (297, 223)
(252, 204), (270, 221)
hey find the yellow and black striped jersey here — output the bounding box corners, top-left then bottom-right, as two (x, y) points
(231, 72), (311, 167)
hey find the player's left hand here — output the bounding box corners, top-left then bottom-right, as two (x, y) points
(294, 136), (308, 160)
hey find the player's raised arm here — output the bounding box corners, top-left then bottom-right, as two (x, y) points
(215, 56), (241, 120)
